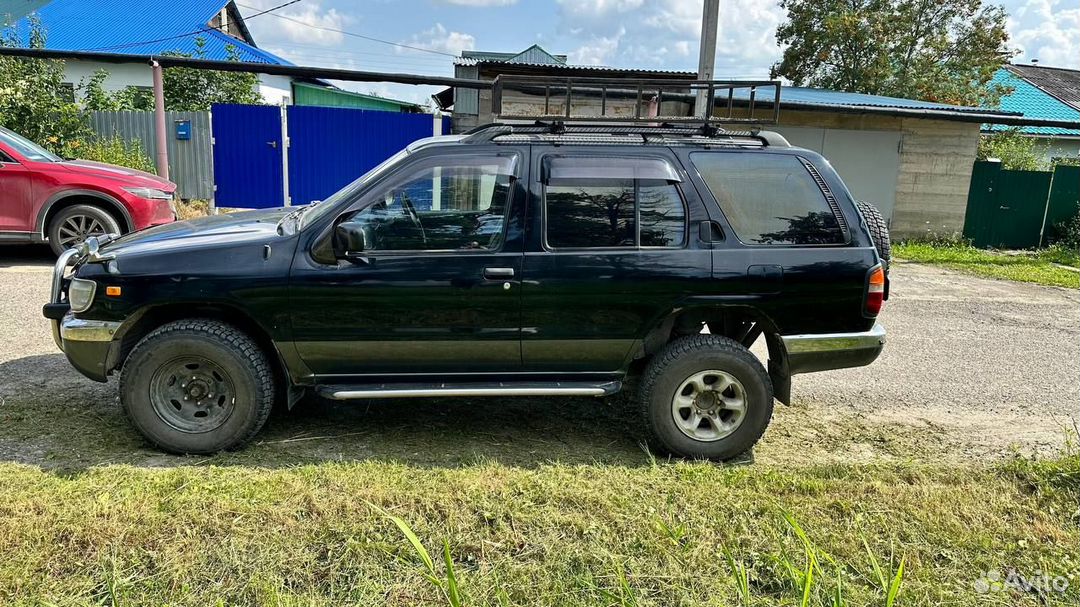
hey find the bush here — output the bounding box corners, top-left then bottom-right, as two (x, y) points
(1052, 205), (1080, 250)
(976, 129), (1047, 171)
(62, 137), (156, 174)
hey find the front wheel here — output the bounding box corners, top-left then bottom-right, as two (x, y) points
(119, 319), (276, 454)
(638, 335), (774, 461)
(47, 204), (122, 256)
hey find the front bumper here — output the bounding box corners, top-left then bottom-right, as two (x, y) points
(56, 314), (121, 382)
(780, 323), (886, 375)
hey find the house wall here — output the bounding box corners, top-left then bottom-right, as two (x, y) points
(1033, 136), (1080, 164)
(776, 110), (981, 239)
(61, 59), (293, 105)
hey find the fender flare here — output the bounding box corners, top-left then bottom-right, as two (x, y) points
(36, 189), (133, 239)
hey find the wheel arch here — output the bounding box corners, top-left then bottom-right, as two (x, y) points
(631, 303), (793, 405)
(109, 302), (301, 403)
(37, 189), (134, 239)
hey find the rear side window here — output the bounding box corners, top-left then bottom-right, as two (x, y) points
(690, 152), (845, 245)
(543, 157), (687, 249)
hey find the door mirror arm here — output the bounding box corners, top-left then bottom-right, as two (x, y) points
(333, 220), (375, 265)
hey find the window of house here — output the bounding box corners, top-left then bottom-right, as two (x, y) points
(346, 161), (513, 252)
(690, 152), (846, 245)
(543, 157), (686, 249)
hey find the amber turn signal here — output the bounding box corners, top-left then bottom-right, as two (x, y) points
(105, 286), (122, 297)
(865, 266), (885, 316)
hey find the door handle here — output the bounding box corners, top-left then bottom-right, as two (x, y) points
(483, 267), (515, 279)
(267, 141), (278, 149)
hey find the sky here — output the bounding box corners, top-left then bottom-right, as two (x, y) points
(239, 0), (1080, 106)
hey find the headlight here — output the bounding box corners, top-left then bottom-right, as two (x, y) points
(123, 187), (173, 200)
(68, 278), (97, 313)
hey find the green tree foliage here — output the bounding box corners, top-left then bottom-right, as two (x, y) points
(0, 18), (90, 153)
(976, 129), (1046, 171)
(772, 0), (1013, 106)
(82, 37), (262, 112)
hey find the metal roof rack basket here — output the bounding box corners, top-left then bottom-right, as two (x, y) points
(491, 75), (781, 127)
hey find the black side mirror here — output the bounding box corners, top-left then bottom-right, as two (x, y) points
(333, 220), (372, 263)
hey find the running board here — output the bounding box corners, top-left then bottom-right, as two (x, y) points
(318, 380), (622, 400)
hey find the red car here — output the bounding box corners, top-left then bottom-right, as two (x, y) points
(0, 126), (176, 255)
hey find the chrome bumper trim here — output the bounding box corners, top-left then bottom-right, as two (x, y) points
(50, 249), (80, 350)
(60, 315), (122, 343)
(781, 323), (886, 354)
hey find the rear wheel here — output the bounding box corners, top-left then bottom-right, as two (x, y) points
(47, 204), (122, 256)
(638, 335), (773, 461)
(119, 319), (275, 454)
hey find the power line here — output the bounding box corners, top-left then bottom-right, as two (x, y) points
(235, 1), (459, 58)
(245, 0), (304, 20)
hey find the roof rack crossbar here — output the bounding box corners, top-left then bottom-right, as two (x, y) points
(459, 122), (791, 148)
(491, 75), (782, 126)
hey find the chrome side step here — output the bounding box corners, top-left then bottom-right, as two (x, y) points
(318, 380), (622, 401)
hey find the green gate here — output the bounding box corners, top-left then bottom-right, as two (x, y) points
(963, 161), (1077, 249)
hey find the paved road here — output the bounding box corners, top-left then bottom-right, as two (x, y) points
(0, 245), (1076, 469)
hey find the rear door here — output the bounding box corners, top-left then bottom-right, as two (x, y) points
(519, 148), (713, 372)
(681, 149), (878, 335)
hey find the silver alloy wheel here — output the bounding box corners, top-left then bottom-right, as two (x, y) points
(671, 370), (748, 442)
(56, 214), (108, 249)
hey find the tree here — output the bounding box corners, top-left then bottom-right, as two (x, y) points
(82, 37), (263, 112)
(0, 17), (90, 152)
(771, 0), (1014, 106)
(976, 128), (1046, 171)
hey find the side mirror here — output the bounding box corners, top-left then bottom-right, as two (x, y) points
(333, 220), (372, 263)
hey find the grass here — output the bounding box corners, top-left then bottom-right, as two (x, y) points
(894, 241), (1080, 288)
(0, 453), (1077, 606)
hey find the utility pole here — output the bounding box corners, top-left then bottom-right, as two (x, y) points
(150, 60), (170, 181)
(695, 0), (720, 118)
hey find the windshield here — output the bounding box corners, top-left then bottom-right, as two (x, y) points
(0, 127), (62, 162)
(298, 147), (411, 230)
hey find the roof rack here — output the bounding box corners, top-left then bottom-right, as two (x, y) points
(460, 122), (791, 148)
(491, 75), (782, 126)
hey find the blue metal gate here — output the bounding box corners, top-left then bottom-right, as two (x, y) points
(212, 104), (448, 209)
(211, 104), (283, 209)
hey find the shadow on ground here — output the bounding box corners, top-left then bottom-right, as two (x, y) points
(0, 353), (651, 471)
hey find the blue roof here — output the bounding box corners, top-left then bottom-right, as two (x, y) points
(779, 86), (988, 112)
(986, 67), (1080, 136)
(4, 0), (289, 65)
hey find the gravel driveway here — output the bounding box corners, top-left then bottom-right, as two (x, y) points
(0, 245), (1076, 469)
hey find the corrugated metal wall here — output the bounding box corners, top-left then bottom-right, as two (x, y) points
(88, 110), (213, 200)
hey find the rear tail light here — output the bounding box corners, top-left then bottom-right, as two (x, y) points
(866, 266), (885, 316)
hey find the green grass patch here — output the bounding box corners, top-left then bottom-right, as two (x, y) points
(0, 456), (1077, 606)
(895, 241), (1080, 288)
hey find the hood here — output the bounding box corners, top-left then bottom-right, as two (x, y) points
(102, 208), (291, 257)
(61, 160), (176, 190)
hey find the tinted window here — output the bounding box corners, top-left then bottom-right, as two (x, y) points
(691, 152), (844, 245)
(348, 164), (511, 251)
(546, 179), (685, 248)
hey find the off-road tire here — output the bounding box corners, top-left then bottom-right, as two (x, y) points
(119, 319), (275, 454)
(638, 334), (773, 461)
(855, 200), (891, 269)
(47, 204), (122, 256)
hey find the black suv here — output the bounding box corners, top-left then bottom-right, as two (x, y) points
(43, 122), (889, 460)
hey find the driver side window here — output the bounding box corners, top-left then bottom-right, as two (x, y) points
(347, 163), (513, 252)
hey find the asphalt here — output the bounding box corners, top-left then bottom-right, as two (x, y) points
(0, 244), (1076, 469)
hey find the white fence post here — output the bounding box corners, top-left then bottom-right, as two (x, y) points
(281, 102), (291, 207)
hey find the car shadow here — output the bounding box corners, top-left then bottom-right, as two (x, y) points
(0, 353), (652, 472)
(0, 244), (54, 268)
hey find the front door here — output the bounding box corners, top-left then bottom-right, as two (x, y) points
(0, 154), (33, 232)
(289, 151), (526, 378)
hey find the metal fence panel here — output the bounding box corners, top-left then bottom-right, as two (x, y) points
(88, 110), (213, 200)
(963, 161), (1053, 249)
(210, 104), (284, 209)
(286, 105), (441, 206)
(1044, 164), (1080, 238)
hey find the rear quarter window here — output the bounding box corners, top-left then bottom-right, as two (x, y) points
(690, 152), (846, 245)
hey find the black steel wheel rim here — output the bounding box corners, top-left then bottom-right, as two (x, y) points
(149, 356), (237, 433)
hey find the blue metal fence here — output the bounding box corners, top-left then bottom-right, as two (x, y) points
(212, 104), (448, 209)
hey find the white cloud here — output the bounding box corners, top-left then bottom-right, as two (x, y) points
(399, 23), (476, 56)
(567, 28), (624, 65)
(555, 0), (784, 75)
(242, 1), (349, 47)
(435, 0), (518, 6)
(1004, 0), (1080, 68)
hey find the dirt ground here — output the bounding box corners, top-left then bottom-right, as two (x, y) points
(0, 245), (1076, 471)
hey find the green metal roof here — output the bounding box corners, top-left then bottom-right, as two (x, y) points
(293, 82), (421, 112)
